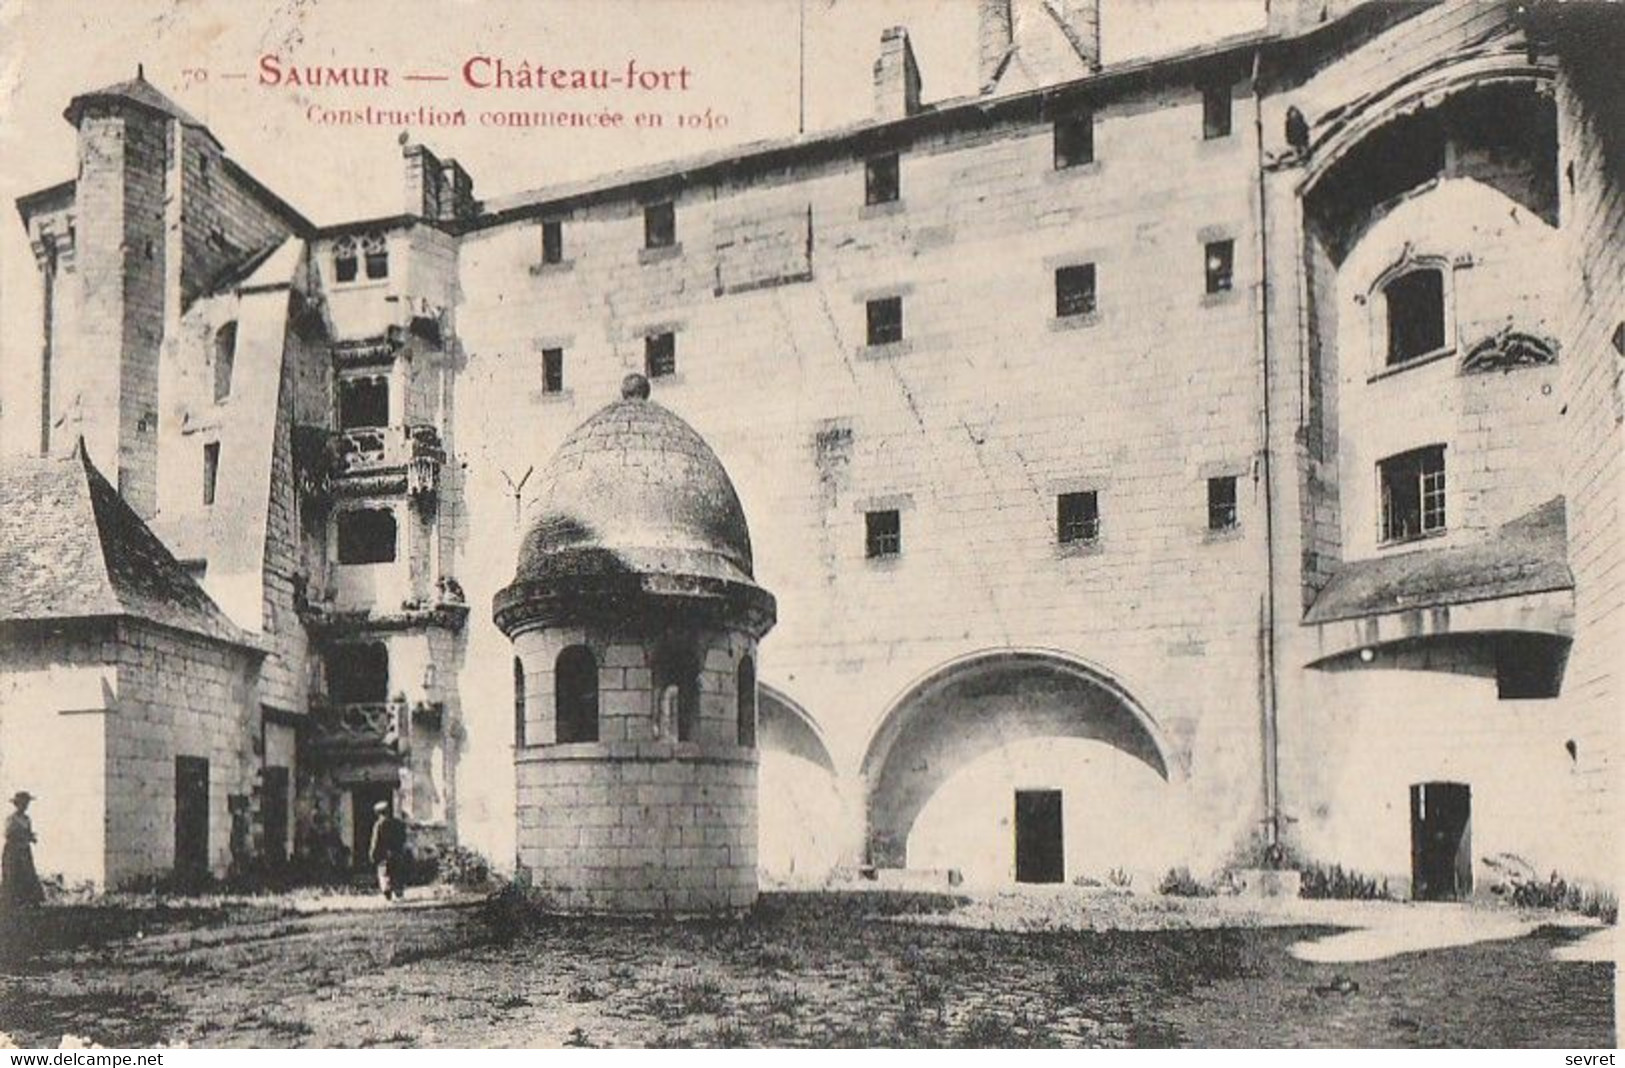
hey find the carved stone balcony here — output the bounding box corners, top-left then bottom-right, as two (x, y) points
(306, 698), (446, 761)
(329, 424), (446, 503)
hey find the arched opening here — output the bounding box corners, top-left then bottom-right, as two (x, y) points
(555, 645), (599, 744)
(213, 322), (237, 402)
(757, 685), (842, 885)
(736, 655), (757, 748)
(513, 656), (527, 748)
(651, 642), (700, 742)
(859, 650), (1176, 875)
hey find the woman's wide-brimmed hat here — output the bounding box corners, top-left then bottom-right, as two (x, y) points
(11, 791), (33, 804)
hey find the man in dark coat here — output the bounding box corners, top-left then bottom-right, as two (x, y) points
(3, 791), (45, 909)
(368, 800), (407, 901)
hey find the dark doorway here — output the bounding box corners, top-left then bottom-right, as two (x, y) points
(1014, 789), (1064, 884)
(351, 784), (395, 871)
(262, 767), (290, 867)
(174, 756), (210, 883)
(1411, 781), (1472, 901)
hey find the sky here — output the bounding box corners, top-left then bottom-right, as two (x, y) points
(0, 0), (1265, 454)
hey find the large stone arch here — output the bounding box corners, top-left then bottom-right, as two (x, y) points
(858, 648), (1177, 868)
(759, 684), (835, 774)
(756, 683), (844, 883)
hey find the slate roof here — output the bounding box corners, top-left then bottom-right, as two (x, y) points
(64, 72), (206, 129)
(1304, 497), (1573, 625)
(0, 445), (256, 649)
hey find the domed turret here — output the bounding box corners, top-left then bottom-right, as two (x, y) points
(494, 375), (775, 913)
(494, 374), (774, 636)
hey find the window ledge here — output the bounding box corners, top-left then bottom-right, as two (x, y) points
(1049, 311), (1102, 332)
(1201, 287), (1240, 308)
(1203, 524), (1244, 544)
(859, 199), (905, 219)
(1378, 527), (1448, 550)
(857, 338), (913, 361)
(529, 259), (576, 277)
(528, 388), (574, 404)
(864, 553), (903, 569)
(1056, 539), (1103, 559)
(638, 243), (683, 265)
(1368, 346), (1456, 384)
(646, 371), (686, 388)
(331, 279), (391, 293)
(1047, 160), (1102, 181)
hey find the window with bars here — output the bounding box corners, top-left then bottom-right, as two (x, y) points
(1207, 476), (1238, 531)
(1057, 491), (1100, 545)
(865, 154), (900, 205)
(866, 297), (903, 346)
(1379, 445), (1447, 544)
(865, 509), (901, 558)
(645, 332), (676, 378)
(542, 347), (565, 393)
(1054, 110), (1095, 168)
(1055, 264), (1097, 318)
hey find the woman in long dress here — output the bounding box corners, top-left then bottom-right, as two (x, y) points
(2, 791), (44, 908)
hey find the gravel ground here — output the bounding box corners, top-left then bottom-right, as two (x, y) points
(0, 888), (1612, 1048)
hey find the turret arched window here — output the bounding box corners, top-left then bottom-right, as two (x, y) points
(513, 657), (527, 748)
(737, 655), (757, 748)
(652, 643), (701, 743)
(555, 645), (599, 744)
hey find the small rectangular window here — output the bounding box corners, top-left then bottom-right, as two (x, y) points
(1202, 85), (1232, 139)
(1207, 476), (1238, 531)
(1205, 239), (1235, 294)
(867, 297), (903, 346)
(337, 508), (399, 565)
(541, 220), (564, 265)
(1057, 491), (1100, 545)
(1379, 445), (1447, 544)
(1054, 111), (1095, 169)
(541, 348), (565, 393)
(202, 442), (220, 507)
(645, 332), (676, 378)
(329, 642), (389, 705)
(213, 323), (237, 403)
(865, 509), (901, 558)
(1055, 264), (1097, 318)
(644, 201), (676, 249)
(866, 154), (900, 205)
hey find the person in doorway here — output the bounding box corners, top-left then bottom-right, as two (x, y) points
(3, 791), (44, 909)
(368, 800), (407, 901)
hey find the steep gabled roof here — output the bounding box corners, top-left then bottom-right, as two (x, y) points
(0, 445), (258, 649)
(64, 71), (206, 130)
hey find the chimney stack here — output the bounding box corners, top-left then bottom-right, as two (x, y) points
(977, 0), (1014, 93)
(873, 26), (923, 121)
(403, 141), (478, 223)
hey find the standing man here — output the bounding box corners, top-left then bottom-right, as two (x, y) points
(368, 800), (407, 901)
(3, 791), (44, 909)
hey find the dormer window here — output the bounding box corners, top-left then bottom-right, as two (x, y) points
(1383, 266), (1446, 366)
(333, 237), (358, 283)
(362, 233), (389, 280)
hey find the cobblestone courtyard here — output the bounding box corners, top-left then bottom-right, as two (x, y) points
(0, 890), (1613, 1048)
